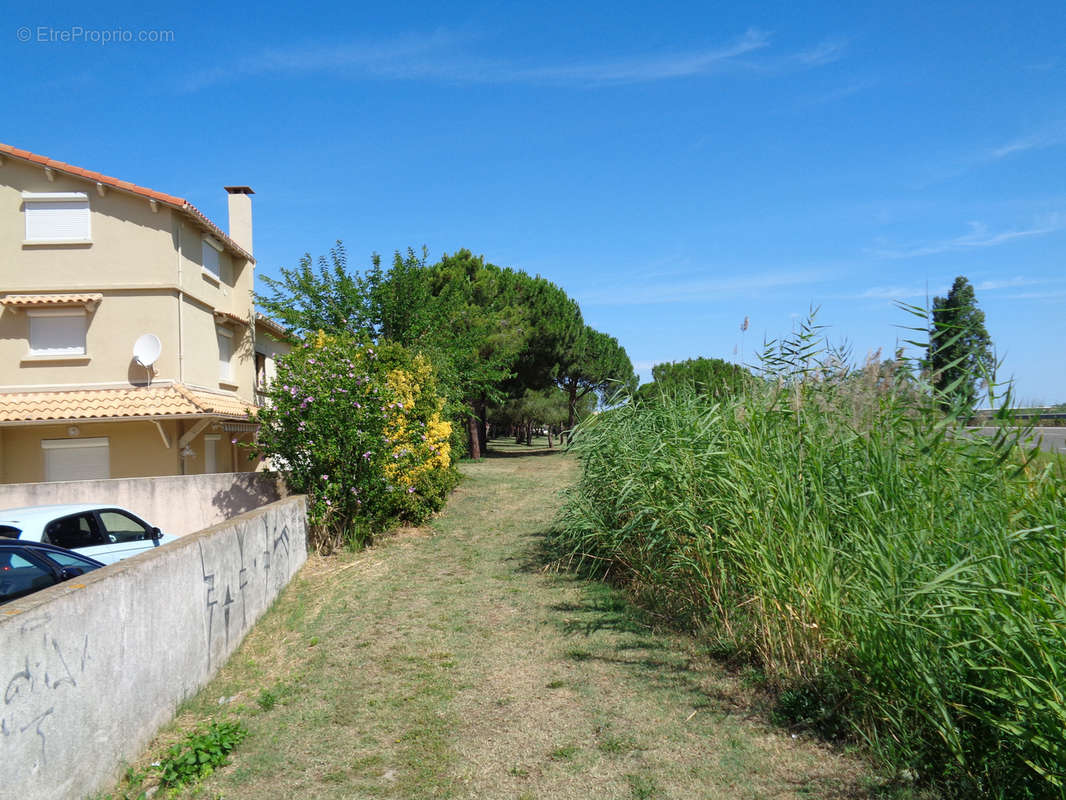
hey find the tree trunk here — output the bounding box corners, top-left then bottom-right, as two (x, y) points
(525, 422), (533, 446)
(467, 413), (481, 460)
(547, 429), (553, 448)
(565, 380), (578, 444)
(476, 394), (488, 454)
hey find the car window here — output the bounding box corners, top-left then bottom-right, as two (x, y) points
(43, 513), (103, 550)
(97, 510), (152, 543)
(0, 553), (57, 604)
(42, 549), (100, 571)
(1, 552), (36, 569)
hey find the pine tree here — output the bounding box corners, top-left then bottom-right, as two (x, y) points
(927, 276), (994, 410)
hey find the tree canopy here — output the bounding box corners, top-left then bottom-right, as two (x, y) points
(256, 243), (623, 457)
(634, 357), (752, 404)
(554, 326), (637, 432)
(926, 276), (994, 411)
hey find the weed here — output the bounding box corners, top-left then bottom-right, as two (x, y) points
(597, 735), (629, 754)
(549, 744), (580, 761)
(627, 773), (660, 799)
(156, 721), (248, 789)
(256, 688), (278, 711)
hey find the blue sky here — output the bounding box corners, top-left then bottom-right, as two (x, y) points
(6, 1), (1065, 403)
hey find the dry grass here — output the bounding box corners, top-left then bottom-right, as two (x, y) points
(104, 437), (891, 800)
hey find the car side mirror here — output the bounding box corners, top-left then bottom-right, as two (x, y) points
(151, 527), (163, 540)
(60, 567), (86, 580)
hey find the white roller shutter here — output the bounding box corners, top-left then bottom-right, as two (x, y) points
(203, 238), (221, 278)
(217, 327), (233, 381)
(29, 311), (87, 356)
(23, 193), (91, 241)
(41, 438), (110, 481)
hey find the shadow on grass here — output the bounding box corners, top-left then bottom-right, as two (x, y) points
(483, 447), (566, 459)
(514, 525), (920, 800)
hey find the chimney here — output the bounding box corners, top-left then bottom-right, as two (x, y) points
(224, 186), (254, 256)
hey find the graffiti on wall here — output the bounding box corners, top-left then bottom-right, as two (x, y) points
(199, 513), (293, 670)
(2, 613), (90, 773)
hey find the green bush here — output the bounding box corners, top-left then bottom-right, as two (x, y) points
(552, 320), (1066, 798)
(252, 333), (459, 550)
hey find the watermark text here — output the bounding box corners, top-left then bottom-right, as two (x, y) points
(16, 26), (175, 44)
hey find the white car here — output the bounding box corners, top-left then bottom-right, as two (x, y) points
(0, 504), (177, 565)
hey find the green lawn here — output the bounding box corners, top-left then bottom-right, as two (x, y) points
(105, 439), (895, 800)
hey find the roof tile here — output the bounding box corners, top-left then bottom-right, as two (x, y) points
(0, 142), (253, 263)
(0, 384), (256, 424)
(2, 293), (103, 308)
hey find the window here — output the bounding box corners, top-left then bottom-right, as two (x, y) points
(23, 192), (91, 242)
(43, 513), (103, 550)
(28, 309), (87, 357)
(40, 547), (100, 575)
(255, 351), (267, 390)
(202, 237), (222, 280)
(217, 326), (233, 382)
(96, 510), (153, 543)
(41, 437), (110, 481)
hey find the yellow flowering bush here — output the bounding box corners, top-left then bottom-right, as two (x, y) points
(252, 333), (459, 550)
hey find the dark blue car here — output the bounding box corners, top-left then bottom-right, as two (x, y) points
(0, 539), (105, 605)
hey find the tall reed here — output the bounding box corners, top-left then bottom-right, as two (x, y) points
(552, 317), (1066, 798)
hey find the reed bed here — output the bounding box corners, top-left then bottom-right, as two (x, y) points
(552, 325), (1066, 798)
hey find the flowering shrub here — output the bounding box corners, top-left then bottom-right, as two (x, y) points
(251, 332), (458, 550)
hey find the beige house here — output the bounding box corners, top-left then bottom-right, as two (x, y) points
(0, 143), (291, 483)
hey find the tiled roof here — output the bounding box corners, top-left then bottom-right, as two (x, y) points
(1, 293), (103, 308)
(254, 313), (292, 340)
(214, 310), (250, 328)
(0, 384), (256, 424)
(0, 142), (253, 263)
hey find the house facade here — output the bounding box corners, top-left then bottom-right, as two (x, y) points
(0, 143), (290, 483)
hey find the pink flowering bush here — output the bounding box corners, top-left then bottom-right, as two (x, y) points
(251, 332), (458, 550)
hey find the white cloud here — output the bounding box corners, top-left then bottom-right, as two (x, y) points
(510, 28), (770, 84)
(580, 268), (828, 306)
(870, 215), (1066, 260)
(857, 276), (1059, 301)
(797, 78), (874, 107)
(973, 277), (1044, 291)
(792, 37), (849, 67)
(182, 27), (846, 91)
(858, 285), (944, 300)
(985, 123), (1066, 161)
(1006, 288), (1066, 300)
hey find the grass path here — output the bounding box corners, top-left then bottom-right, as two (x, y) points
(112, 441), (883, 799)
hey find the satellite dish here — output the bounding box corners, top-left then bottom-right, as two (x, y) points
(133, 334), (162, 367)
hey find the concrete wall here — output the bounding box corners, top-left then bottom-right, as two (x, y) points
(0, 471), (287, 535)
(0, 495), (307, 800)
